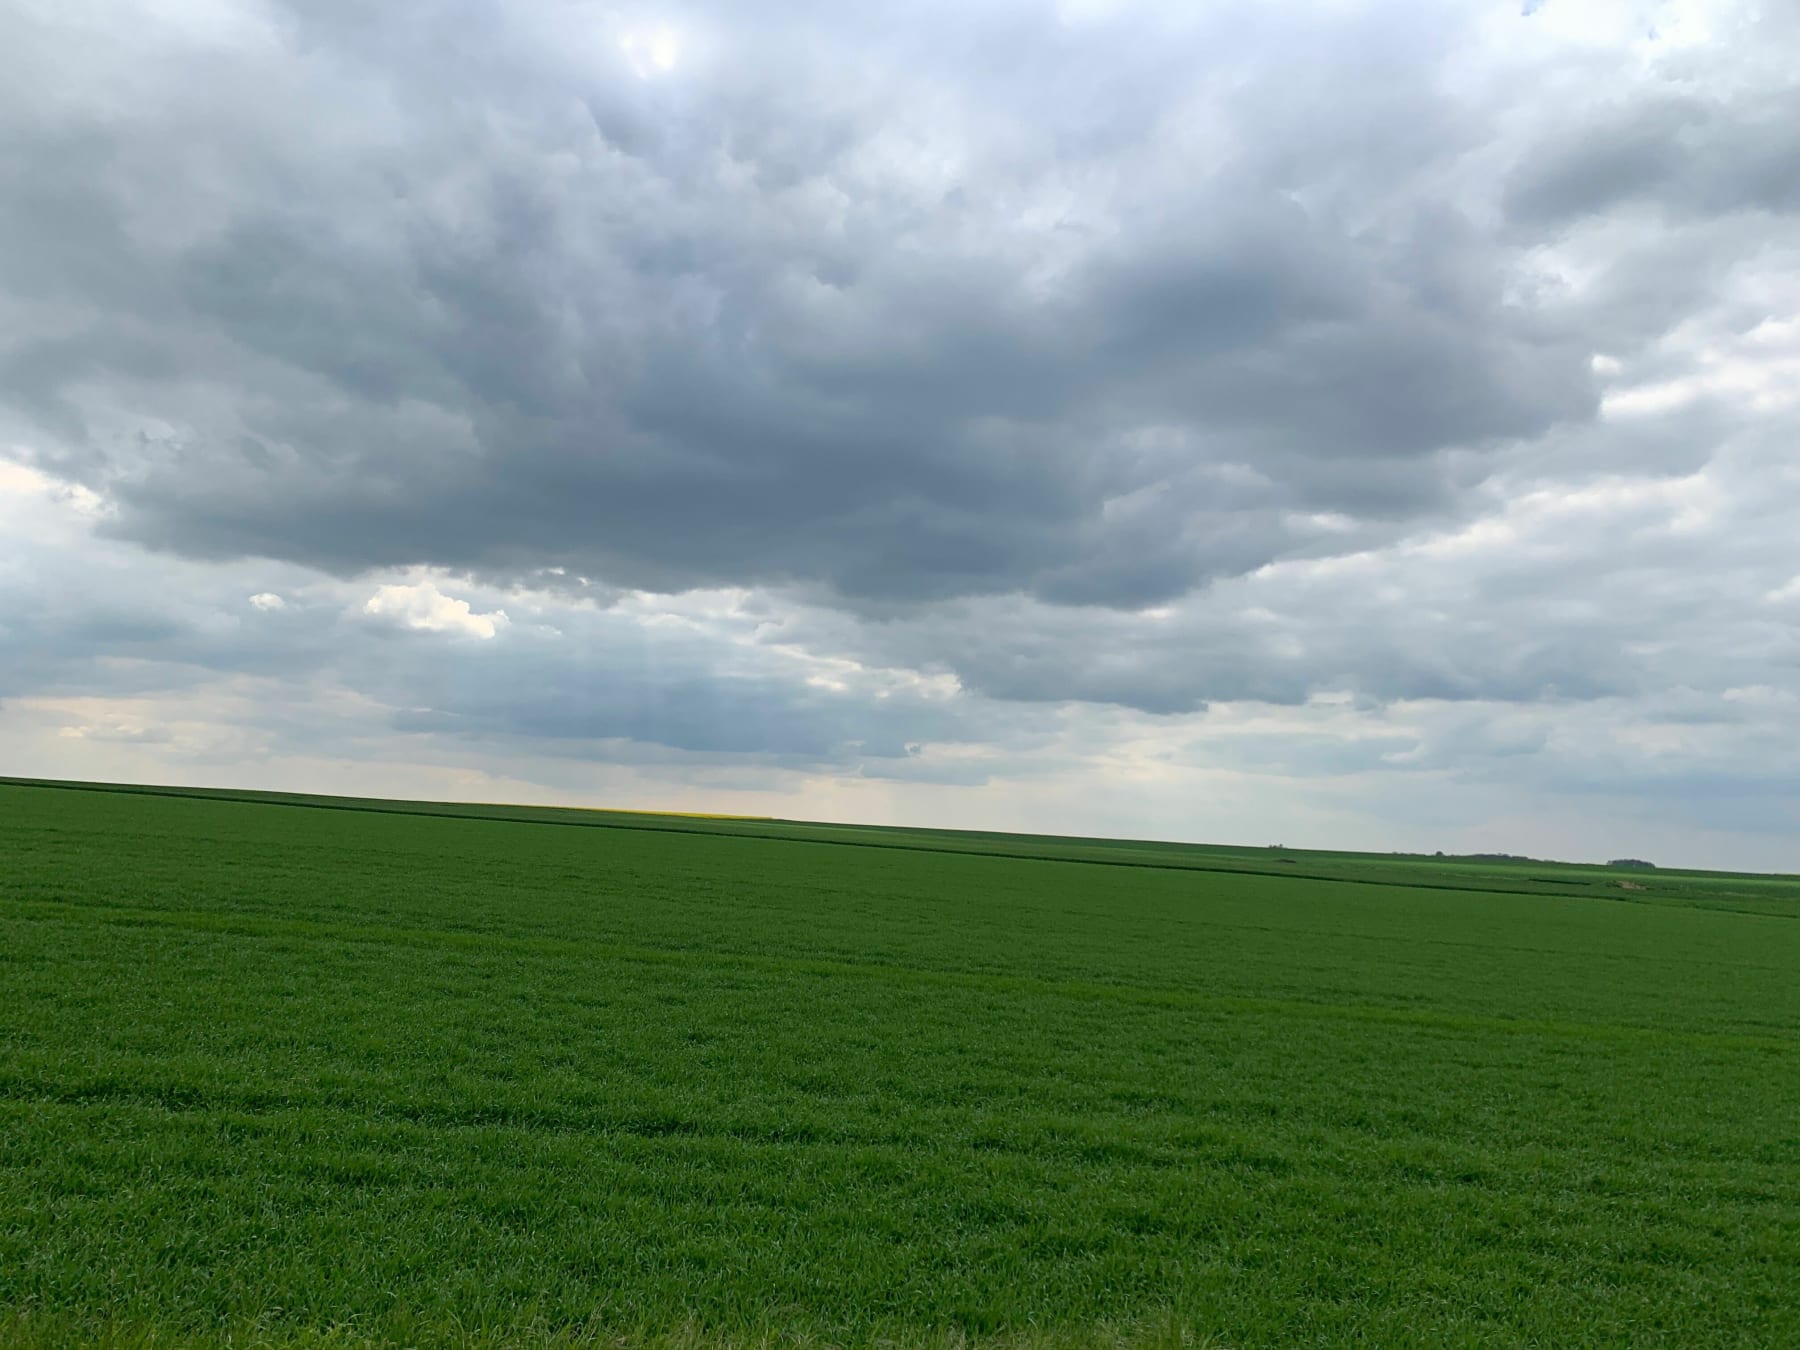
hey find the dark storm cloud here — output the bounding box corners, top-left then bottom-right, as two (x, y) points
(1, 0), (1603, 612)
(1506, 92), (1800, 226)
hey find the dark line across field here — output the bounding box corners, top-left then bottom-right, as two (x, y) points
(6, 775), (1791, 916)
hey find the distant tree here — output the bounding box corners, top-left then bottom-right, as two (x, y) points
(1607, 858), (1656, 870)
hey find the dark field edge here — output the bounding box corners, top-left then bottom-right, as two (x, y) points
(4, 775), (1796, 918)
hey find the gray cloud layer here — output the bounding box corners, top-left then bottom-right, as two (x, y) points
(3, 0), (1798, 864)
(3, 0), (1618, 608)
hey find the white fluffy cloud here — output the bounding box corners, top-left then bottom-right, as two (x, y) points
(363, 580), (508, 639)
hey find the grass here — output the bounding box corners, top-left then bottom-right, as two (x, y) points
(1, 777), (1796, 1347)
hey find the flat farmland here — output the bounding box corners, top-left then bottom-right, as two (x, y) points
(1, 779), (1796, 1347)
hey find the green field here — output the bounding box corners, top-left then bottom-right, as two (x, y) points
(2, 778), (1797, 1347)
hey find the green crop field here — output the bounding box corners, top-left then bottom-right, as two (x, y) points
(2, 777), (1797, 1348)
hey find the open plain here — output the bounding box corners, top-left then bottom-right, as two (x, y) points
(2, 778), (1797, 1347)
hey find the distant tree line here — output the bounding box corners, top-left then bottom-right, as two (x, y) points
(1422, 851), (1659, 870)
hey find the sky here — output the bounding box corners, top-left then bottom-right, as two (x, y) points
(3, 0), (1798, 870)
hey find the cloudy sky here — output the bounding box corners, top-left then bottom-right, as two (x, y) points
(4, 0), (1798, 869)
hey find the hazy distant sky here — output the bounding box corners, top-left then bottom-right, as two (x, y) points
(4, 0), (1798, 868)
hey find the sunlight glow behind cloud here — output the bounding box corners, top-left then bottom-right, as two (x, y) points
(621, 23), (681, 77)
